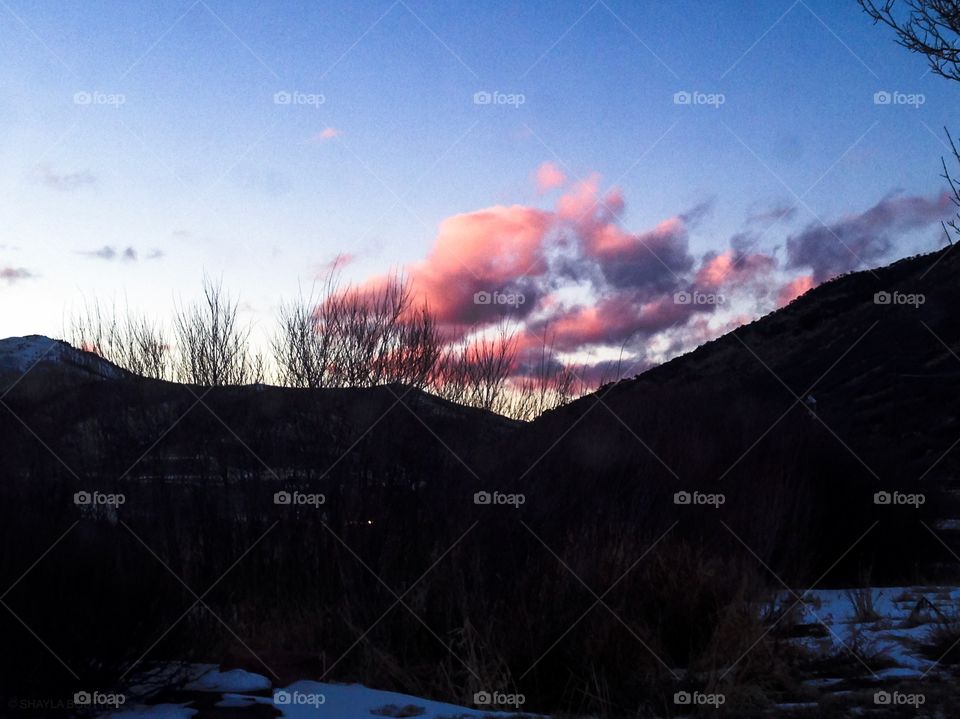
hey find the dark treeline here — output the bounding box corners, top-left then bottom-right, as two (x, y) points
(67, 273), (591, 422)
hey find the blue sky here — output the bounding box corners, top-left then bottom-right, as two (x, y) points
(0, 0), (955, 365)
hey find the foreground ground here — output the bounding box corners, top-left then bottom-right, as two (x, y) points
(79, 586), (960, 719)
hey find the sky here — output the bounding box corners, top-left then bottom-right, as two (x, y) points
(1, 0), (957, 380)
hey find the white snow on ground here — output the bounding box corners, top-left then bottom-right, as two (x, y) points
(246, 680), (528, 719)
(100, 667), (532, 719)
(789, 586), (960, 676)
(183, 666), (271, 692)
(100, 704), (196, 719)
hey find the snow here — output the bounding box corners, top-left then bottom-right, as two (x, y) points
(0, 334), (126, 380)
(0, 335), (65, 373)
(183, 666), (271, 692)
(108, 665), (533, 719)
(787, 586), (960, 678)
(250, 680), (529, 719)
(100, 704), (196, 719)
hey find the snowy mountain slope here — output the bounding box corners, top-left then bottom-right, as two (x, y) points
(0, 335), (128, 388)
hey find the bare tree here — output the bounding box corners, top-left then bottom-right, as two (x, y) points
(274, 272), (442, 390)
(174, 276), (255, 386)
(434, 323), (518, 412)
(67, 300), (169, 379)
(386, 304), (443, 389)
(326, 273), (411, 387)
(506, 327), (583, 420)
(273, 285), (337, 389)
(859, 2), (960, 243)
(123, 314), (170, 379)
(859, 1), (960, 81)
(940, 128), (960, 243)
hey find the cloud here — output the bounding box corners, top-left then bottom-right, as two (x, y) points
(79, 246), (118, 260)
(558, 176), (695, 295)
(350, 172), (758, 360)
(37, 165), (96, 192)
(77, 246), (162, 262)
(777, 275), (815, 307)
(313, 127), (341, 141)
(542, 292), (705, 353)
(694, 249), (776, 291)
(786, 191), (951, 282)
(535, 162), (565, 193)
(385, 204), (553, 326)
(0, 267), (34, 284)
(746, 202), (798, 225)
(345, 167), (933, 386)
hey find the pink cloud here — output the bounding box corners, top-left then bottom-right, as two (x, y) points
(357, 205), (553, 328)
(543, 293), (702, 353)
(313, 127), (341, 141)
(556, 174), (604, 223)
(1, 267), (34, 284)
(338, 166), (933, 388)
(695, 249), (776, 291)
(777, 275), (815, 307)
(535, 162), (565, 193)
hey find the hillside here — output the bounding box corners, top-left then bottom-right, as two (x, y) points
(510, 246), (960, 582)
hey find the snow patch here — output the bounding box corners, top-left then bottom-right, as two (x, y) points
(100, 704), (197, 719)
(258, 681), (528, 719)
(183, 667), (271, 692)
(0, 335), (127, 380)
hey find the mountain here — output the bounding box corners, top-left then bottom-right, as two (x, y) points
(524, 244), (960, 487)
(0, 335), (129, 396)
(510, 245), (960, 580)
